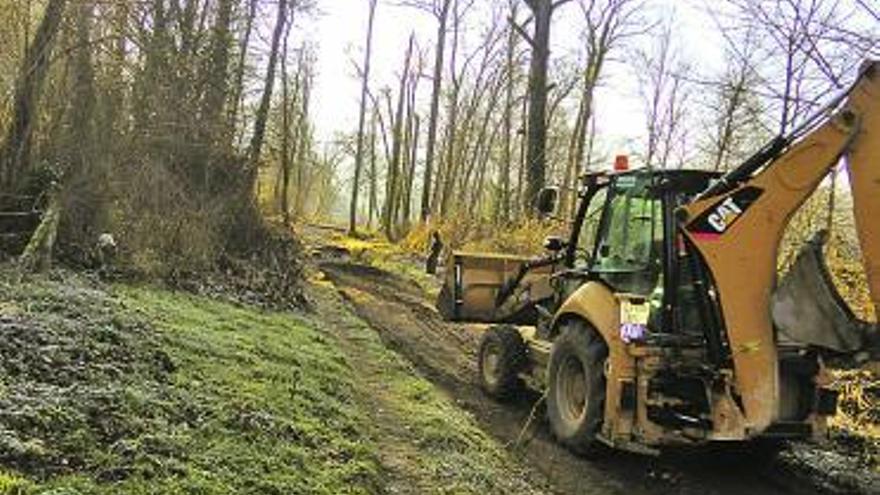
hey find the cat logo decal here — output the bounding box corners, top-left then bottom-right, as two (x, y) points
(707, 197), (744, 233)
(687, 187), (763, 241)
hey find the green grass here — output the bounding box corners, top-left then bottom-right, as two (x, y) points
(1, 266), (543, 494)
(307, 285), (543, 494)
(110, 288), (379, 495)
(0, 270), (379, 495)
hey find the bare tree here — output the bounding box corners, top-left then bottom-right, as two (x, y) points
(721, 0), (877, 135)
(517, 0), (574, 214)
(383, 33), (416, 239)
(229, 0), (258, 143)
(368, 106), (379, 228)
(635, 19), (692, 169)
(400, 49), (425, 229)
(442, 9), (505, 216)
(433, 0), (466, 217)
(496, 0), (522, 224)
(0, 0), (68, 189)
(401, 0), (455, 222)
(718, 0), (878, 236)
(349, 0), (379, 235)
(278, 24), (297, 226)
(699, 32), (767, 171)
(247, 0), (289, 176)
(560, 0), (642, 214)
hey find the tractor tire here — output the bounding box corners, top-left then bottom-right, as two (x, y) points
(478, 325), (528, 400)
(547, 320), (608, 456)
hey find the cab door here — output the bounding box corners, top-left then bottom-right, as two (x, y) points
(589, 174), (664, 299)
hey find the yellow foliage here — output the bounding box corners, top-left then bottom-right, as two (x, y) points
(327, 231), (395, 264)
(829, 369), (880, 445)
(780, 186), (875, 322)
(399, 223), (433, 253)
(400, 218), (566, 257)
(0, 471), (32, 495)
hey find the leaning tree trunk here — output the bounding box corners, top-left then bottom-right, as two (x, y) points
(246, 0), (288, 181)
(0, 0), (68, 190)
(20, 185), (61, 272)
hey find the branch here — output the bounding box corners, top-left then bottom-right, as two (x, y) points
(550, 0), (572, 12)
(552, 0), (575, 11)
(855, 0), (880, 22)
(510, 17), (535, 47)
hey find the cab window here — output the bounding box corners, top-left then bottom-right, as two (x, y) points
(592, 175), (663, 295)
(573, 187), (608, 269)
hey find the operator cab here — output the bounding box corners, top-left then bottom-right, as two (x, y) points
(564, 169), (721, 336)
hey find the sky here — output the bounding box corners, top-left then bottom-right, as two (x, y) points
(305, 0), (725, 161)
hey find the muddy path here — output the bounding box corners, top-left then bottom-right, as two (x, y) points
(311, 241), (879, 495)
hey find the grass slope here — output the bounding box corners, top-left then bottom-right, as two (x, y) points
(0, 269), (378, 494)
(0, 267), (547, 494)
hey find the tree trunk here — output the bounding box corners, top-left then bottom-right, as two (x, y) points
(368, 107), (378, 229)
(70, 0), (97, 166)
(294, 58), (311, 219)
(348, 0), (378, 235)
(229, 0), (257, 144)
(383, 34), (415, 240)
(437, 3), (462, 217)
(420, 0), (454, 222)
(280, 25), (293, 226)
(203, 0), (234, 146)
(246, 0), (287, 181)
(516, 93), (528, 215)
(0, 0), (68, 190)
(20, 186), (61, 272)
(498, 2), (517, 224)
(561, 95), (586, 216)
(403, 114), (420, 227)
(522, 0), (554, 214)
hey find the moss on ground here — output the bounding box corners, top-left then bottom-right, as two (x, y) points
(0, 268), (379, 494)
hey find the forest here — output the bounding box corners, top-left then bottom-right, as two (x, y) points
(0, 0), (876, 271)
(1, 0), (880, 494)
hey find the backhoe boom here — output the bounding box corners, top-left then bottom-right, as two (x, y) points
(681, 61), (880, 431)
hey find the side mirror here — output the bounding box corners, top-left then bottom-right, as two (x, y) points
(543, 235), (567, 252)
(536, 187), (559, 216)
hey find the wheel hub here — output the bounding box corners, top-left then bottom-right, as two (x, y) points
(558, 355), (587, 423)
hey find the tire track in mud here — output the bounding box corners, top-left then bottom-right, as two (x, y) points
(317, 258), (876, 495)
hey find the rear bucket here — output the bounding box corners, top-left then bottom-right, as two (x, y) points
(772, 231), (873, 353)
(436, 251), (555, 324)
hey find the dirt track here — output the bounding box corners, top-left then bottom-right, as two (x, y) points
(309, 231), (879, 495)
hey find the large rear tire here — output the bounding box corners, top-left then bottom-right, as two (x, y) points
(478, 325), (527, 400)
(547, 320), (607, 456)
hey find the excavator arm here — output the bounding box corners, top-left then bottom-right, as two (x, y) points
(849, 63), (880, 320)
(679, 61), (880, 433)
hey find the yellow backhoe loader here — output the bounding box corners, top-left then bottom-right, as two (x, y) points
(438, 60), (880, 455)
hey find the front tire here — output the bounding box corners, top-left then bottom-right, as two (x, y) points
(478, 325), (527, 400)
(547, 321), (607, 455)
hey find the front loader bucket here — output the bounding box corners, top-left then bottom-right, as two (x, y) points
(436, 251), (555, 324)
(772, 231), (873, 353)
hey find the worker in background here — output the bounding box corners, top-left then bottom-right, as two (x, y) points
(97, 232), (117, 278)
(426, 231), (443, 275)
